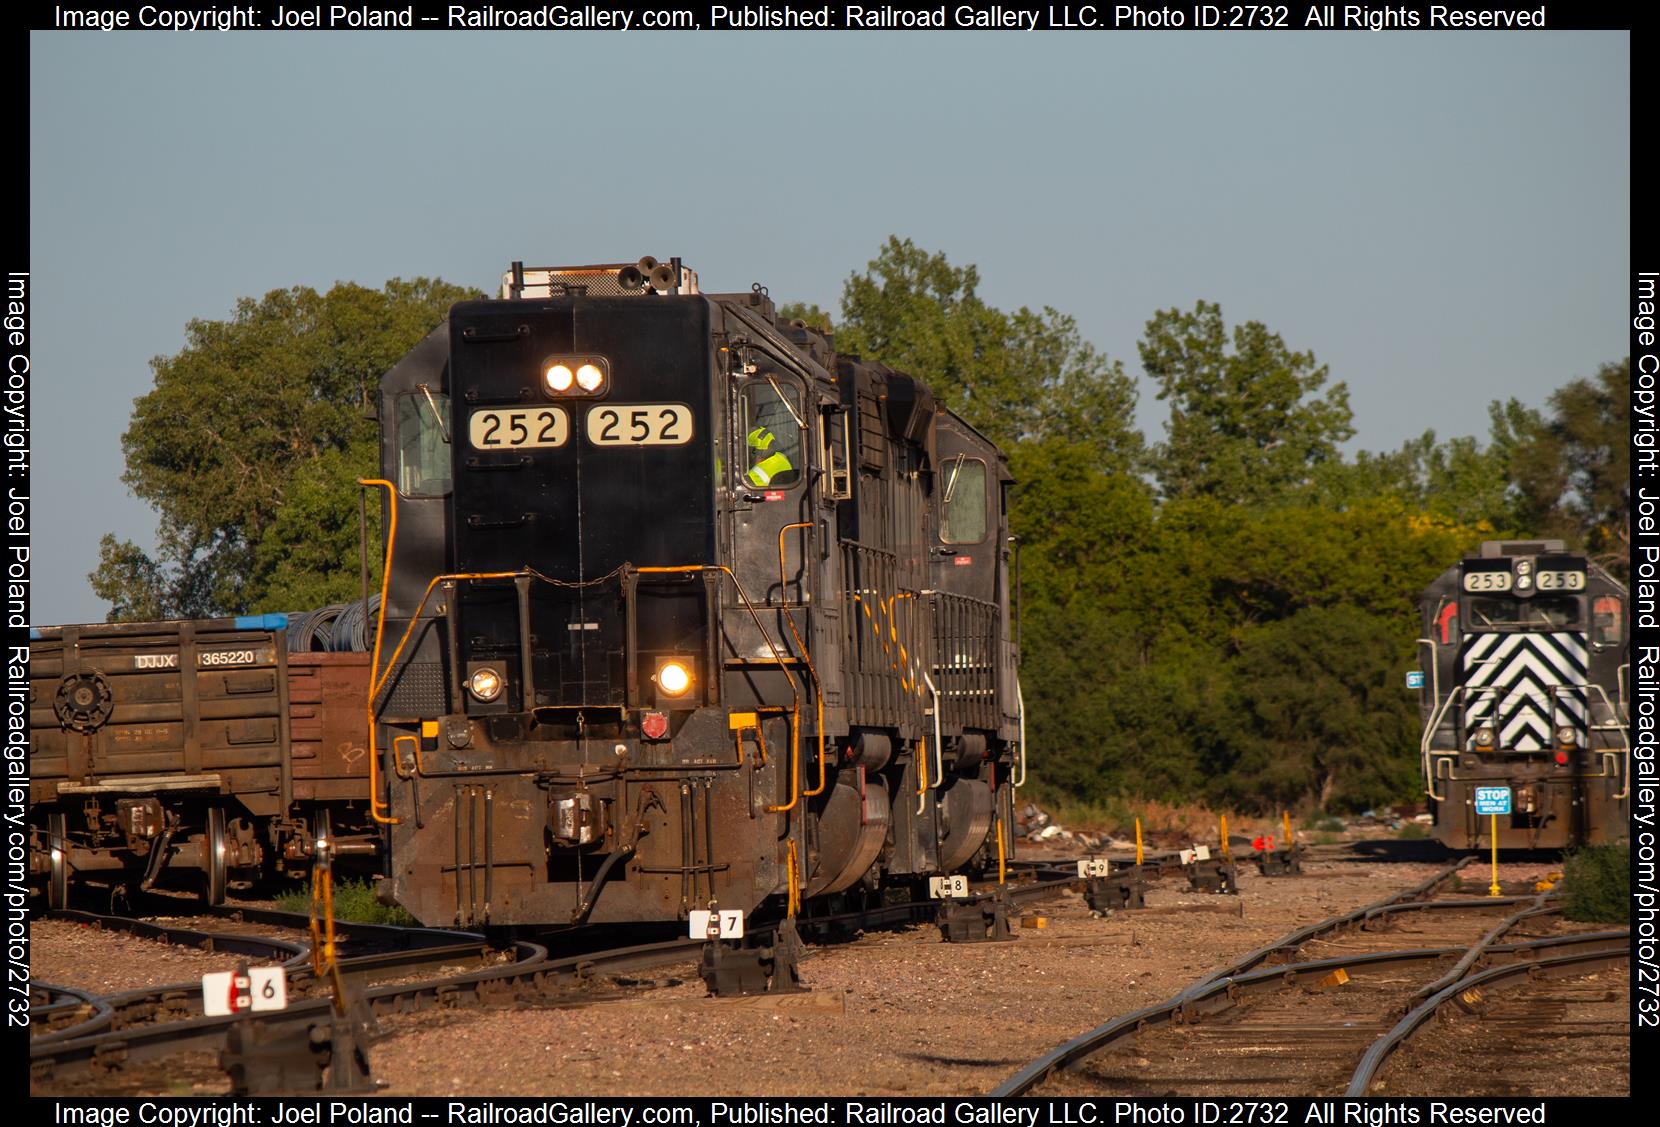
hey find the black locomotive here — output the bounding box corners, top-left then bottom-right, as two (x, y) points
(369, 259), (1024, 927)
(1415, 539), (1630, 849)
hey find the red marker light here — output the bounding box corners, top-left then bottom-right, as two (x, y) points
(1553, 750), (1569, 765)
(641, 712), (669, 741)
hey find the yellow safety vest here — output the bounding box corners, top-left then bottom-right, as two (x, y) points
(746, 427), (793, 487)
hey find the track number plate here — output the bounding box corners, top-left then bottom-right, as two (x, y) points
(469, 407), (570, 450)
(689, 909), (744, 940)
(1077, 859), (1111, 878)
(203, 966), (287, 1015)
(929, 875), (969, 899)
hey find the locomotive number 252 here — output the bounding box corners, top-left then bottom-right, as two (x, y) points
(469, 407), (571, 450)
(585, 404), (693, 446)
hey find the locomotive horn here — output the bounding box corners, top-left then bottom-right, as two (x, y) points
(648, 263), (677, 292)
(617, 265), (646, 291)
(636, 256), (659, 273)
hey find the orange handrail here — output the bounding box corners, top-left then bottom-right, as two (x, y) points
(635, 564), (806, 815)
(777, 523), (829, 799)
(358, 479), (401, 825)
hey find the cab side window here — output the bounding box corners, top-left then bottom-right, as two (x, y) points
(941, 458), (987, 544)
(396, 390), (451, 497)
(739, 381), (802, 489)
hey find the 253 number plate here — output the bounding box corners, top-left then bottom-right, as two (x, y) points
(1462, 570), (1514, 593)
(586, 404), (693, 446)
(469, 407), (570, 450)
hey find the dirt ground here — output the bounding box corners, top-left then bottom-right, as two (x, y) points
(35, 856), (1613, 1098)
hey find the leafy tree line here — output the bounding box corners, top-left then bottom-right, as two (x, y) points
(96, 241), (1629, 814)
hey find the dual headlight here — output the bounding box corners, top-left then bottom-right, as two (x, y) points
(542, 356), (608, 397)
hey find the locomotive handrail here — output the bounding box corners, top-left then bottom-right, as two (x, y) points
(1580, 682), (1631, 800)
(777, 522), (830, 800)
(1013, 679), (1027, 790)
(1415, 636), (1439, 709)
(360, 479), (404, 825)
(637, 565), (805, 819)
(923, 671), (944, 791)
(1419, 684), (1463, 801)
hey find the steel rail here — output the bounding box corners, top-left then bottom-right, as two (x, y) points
(33, 871), (1076, 1081)
(1185, 857), (1474, 992)
(994, 857), (1486, 1096)
(29, 938), (550, 1077)
(1346, 935), (1632, 1096)
(991, 925), (1629, 1098)
(44, 909), (309, 965)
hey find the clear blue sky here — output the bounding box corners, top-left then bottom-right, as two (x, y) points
(29, 30), (1630, 625)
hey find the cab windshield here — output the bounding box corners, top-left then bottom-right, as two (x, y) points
(1465, 596), (1580, 632)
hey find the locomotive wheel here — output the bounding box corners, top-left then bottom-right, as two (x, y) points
(47, 812), (69, 910)
(205, 807), (228, 906)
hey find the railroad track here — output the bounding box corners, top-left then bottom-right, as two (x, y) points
(31, 870), (1073, 1090)
(994, 859), (1629, 1097)
(30, 908), (498, 1052)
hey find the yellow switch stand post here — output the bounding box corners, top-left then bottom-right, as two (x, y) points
(1489, 813), (1501, 897)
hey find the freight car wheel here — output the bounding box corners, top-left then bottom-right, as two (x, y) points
(47, 812), (68, 909)
(205, 807), (228, 906)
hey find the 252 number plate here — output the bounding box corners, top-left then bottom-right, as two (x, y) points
(469, 407), (570, 450)
(586, 404), (693, 446)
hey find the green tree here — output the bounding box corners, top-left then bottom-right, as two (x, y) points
(1506, 359), (1631, 579)
(835, 237), (1143, 472)
(1140, 300), (1353, 504)
(1217, 606), (1421, 813)
(93, 277), (479, 620)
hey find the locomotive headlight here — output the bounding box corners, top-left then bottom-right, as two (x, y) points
(1515, 559), (1533, 575)
(1555, 725), (1577, 747)
(1473, 725), (1495, 750)
(654, 659), (692, 697)
(544, 363), (575, 393)
(468, 667), (504, 702)
(576, 363), (605, 392)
